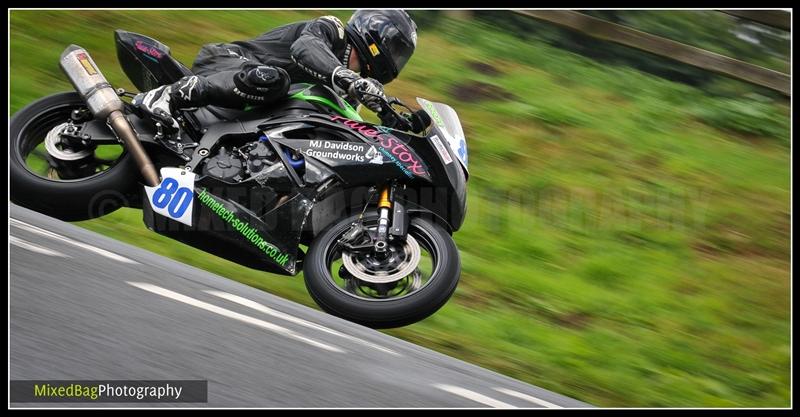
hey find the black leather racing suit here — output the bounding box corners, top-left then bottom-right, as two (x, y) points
(182, 15), (357, 108)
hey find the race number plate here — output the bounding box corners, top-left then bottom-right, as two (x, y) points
(144, 167), (196, 226)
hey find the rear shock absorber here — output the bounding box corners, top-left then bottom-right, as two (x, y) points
(374, 185), (392, 253)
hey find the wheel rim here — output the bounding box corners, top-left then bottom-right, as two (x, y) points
(341, 235), (422, 284)
(15, 102), (126, 182)
(323, 218), (442, 302)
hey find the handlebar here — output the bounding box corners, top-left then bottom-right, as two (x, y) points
(357, 89), (431, 134)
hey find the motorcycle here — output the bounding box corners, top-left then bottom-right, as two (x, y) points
(10, 30), (469, 328)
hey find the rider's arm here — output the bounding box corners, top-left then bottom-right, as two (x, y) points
(290, 15), (348, 88)
(290, 15), (386, 113)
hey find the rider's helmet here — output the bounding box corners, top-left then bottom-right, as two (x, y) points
(345, 9), (418, 84)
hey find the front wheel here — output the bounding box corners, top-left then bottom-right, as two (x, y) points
(304, 213), (461, 328)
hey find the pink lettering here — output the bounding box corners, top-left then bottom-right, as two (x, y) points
(380, 136), (397, 149)
(329, 116), (428, 177)
(407, 160), (425, 175)
(135, 40), (163, 59)
(398, 152), (414, 163)
(357, 125), (373, 136)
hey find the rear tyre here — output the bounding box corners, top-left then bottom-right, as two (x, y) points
(10, 92), (139, 221)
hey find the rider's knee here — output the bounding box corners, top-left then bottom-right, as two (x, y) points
(233, 64), (290, 105)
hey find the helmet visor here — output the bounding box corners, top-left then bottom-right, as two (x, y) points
(378, 24), (415, 74)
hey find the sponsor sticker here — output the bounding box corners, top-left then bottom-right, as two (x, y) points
(76, 53), (97, 75)
(422, 100), (445, 129)
(301, 140), (383, 164)
(196, 188), (290, 267)
(369, 43), (380, 56)
(135, 40), (164, 59)
(329, 115), (429, 179)
(364, 145), (384, 164)
(430, 134), (453, 165)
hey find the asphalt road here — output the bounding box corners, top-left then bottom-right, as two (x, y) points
(9, 203), (591, 408)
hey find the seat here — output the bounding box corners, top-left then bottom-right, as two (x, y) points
(164, 54), (194, 80)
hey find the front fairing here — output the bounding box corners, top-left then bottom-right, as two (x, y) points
(265, 112), (468, 232)
(321, 114), (468, 231)
(414, 99), (469, 231)
(398, 130), (468, 231)
(417, 98), (468, 177)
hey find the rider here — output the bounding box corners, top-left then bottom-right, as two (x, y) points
(133, 9), (418, 131)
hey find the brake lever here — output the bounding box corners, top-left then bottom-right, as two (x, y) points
(359, 91), (416, 131)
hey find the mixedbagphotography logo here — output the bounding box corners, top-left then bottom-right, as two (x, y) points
(10, 380), (208, 403)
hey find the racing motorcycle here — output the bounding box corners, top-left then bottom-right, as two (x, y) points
(10, 30), (469, 328)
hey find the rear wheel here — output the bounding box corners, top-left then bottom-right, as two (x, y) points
(10, 92), (139, 221)
(304, 213), (461, 328)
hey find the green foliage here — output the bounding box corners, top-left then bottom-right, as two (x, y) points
(474, 10), (789, 98)
(605, 10), (790, 74)
(687, 97), (791, 145)
(10, 10), (789, 408)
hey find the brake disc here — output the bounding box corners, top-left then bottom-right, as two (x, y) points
(342, 234), (422, 284)
(44, 122), (92, 161)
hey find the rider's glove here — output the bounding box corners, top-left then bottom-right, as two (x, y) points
(333, 67), (386, 113)
(349, 78), (386, 113)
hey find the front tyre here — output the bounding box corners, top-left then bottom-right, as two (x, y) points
(304, 213), (461, 328)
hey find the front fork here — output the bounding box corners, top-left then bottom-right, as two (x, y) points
(375, 183), (408, 253)
(375, 186), (392, 252)
(338, 183), (408, 254)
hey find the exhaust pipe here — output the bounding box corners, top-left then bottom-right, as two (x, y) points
(59, 45), (160, 187)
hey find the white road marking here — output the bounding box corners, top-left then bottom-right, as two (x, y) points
(206, 290), (400, 356)
(432, 384), (516, 408)
(127, 282), (345, 353)
(10, 235), (69, 257)
(10, 218), (139, 264)
(494, 387), (563, 408)
(9, 215), (583, 408)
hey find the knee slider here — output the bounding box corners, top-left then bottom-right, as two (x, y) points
(233, 64), (290, 104)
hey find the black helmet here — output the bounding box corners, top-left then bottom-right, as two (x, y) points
(345, 9), (417, 84)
